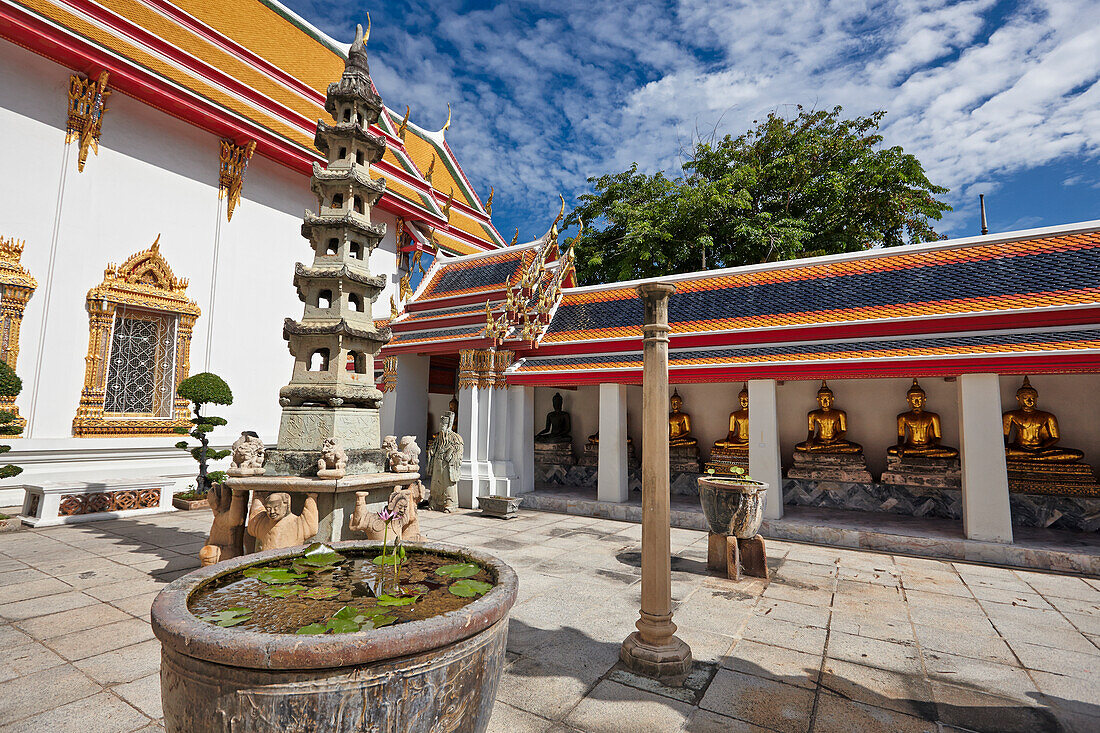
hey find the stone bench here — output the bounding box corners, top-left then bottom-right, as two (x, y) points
(21, 478), (175, 527)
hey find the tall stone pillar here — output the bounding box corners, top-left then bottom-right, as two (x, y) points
(958, 373), (1013, 543)
(598, 383), (629, 503)
(509, 386), (535, 494)
(457, 383), (483, 509)
(748, 379), (784, 520)
(621, 283), (692, 681)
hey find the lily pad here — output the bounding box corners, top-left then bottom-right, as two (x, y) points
(363, 614), (397, 628)
(448, 579), (492, 598)
(325, 617), (360, 634)
(435, 563), (479, 578)
(371, 553), (406, 566)
(376, 593), (419, 607)
(298, 543), (346, 568)
(403, 583), (430, 596)
(256, 568), (307, 585)
(242, 567), (266, 578)
(260, 584), (305, 598)
(301, 586), (340, 600)
(199, 607), (252, 627)
(295, 622), (328, 635)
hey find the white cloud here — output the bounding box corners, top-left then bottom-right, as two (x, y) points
(286, 0), (1100, 238)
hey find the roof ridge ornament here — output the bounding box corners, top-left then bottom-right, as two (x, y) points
(486, 187), (494, 217)
(398, 106), (409, 141)
(442, 103), (451, 133)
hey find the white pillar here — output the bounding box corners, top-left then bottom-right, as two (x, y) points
(958, 373), (1012, 543)
(457, 385), (484, 509)
(489, 386), (517, 494)
(748, 379), (783, 520)
(509, 386), (534, 494)
(380, 355), (429, 473)
(598, 383), (629, 503)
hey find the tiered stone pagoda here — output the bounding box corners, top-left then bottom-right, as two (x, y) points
(266, 22), (390, 477)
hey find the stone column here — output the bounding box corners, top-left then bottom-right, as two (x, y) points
(598, 383), (629, 503)
(457, 385), (483, 509)
(621, 283), (692, 680)
(957, 373), (1013, 543)
(509, 386), (535, 494)
(489, 384), (517, 495)
(748, 379), (784, 520)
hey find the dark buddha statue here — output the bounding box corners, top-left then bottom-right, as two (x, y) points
(536, 392), (572, 443)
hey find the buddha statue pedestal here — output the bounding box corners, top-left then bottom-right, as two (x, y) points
(578, 440), (637, 468)
(534, 439), (576, 469)
(881, 455), (961, 490)
(670, 444), (701, 473)
(1006, 461), (1100, 497)
(705, 447), (749, 477)
(787, 452), (872, 483)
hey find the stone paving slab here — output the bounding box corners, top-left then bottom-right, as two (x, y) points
(0, 505), (1098, 732)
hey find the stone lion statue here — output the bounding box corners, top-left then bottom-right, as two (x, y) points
(383, 434), (421, 473)
(317, 438), (348, 478)
(228, 431), (265, 476)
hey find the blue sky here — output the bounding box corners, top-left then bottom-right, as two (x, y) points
(284, 0), (1099, 246)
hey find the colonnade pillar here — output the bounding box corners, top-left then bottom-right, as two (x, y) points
(748, 378), (784, 520)
(597, 383), (629, 503)
(509, 386), (534, 494)
(957, 373), (1013, 543)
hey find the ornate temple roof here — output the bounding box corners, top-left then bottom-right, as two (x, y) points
(504, 221), (1100, 384)
(1, 0), (505, 254)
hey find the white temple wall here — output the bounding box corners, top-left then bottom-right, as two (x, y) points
(0, 40), (407, 503)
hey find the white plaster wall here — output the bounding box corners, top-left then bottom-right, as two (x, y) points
(428, 393), (454, 431)
(0, 40), (408, 503)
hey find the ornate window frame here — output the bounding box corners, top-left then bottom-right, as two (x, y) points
(0, 236), (37, 434)
(73, 236), (200, 437)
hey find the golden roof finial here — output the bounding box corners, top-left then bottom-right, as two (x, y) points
(151, 233), (161, 252)
(510, 228), (518, 246)
(486, 187), (494, 217)
(425, 153), (435, 185)
(551, 193), (565, 231)
(442, 103), (451, 133)
(442, 188), (454, 219)
(390, 295), (399, 320)
(398, 105), (409, 140)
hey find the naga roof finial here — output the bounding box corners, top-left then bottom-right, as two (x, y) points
(352, 14), (370, 50)
(442, 102), (451, 133)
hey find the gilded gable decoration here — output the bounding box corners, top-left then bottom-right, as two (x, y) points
(66, 71), (110, 172)
(73, 235), (201, 437)
(486, 187), (494, 217)
(0, 236), (37, 434)
(397, 106), (409, 141)
(218, 140), (256, 222)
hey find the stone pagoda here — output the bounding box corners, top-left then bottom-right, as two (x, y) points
(264, 22), (391, 478)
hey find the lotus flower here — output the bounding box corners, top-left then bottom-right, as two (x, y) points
(378, 507), (397, 523)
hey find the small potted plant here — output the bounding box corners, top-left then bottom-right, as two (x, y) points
(697, 466), (769, 539)
(171, 483), (211, 511)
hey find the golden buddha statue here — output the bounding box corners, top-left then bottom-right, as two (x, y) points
(889, 380), (958, 459)
(794, 381), (862, 454)
(1003, 377), (1084, 463)
(712, 385), (749, 455)
(668, 390), (697, 447)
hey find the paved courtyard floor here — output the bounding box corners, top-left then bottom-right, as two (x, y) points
(0, 506), (1098, 732)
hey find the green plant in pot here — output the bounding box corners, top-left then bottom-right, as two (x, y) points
(174, 372), (233, 495)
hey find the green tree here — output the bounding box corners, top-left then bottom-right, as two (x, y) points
(0, 362), (23, 480)
(175, 372), (233, 492)
(566, 106), (950, 285)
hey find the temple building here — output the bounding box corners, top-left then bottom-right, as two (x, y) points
(0, 0), (502, 508)
(1, 2), (1098, 570)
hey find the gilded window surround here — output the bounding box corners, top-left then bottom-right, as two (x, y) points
(0, 236), (38, 435)
(73, 236), (200, 437)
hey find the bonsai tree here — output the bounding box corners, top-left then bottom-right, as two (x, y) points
(175, 372), (233, 494)
(0, 362), (23, 479)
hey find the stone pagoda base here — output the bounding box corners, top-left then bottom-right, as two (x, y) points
(1006, 460), (1100, 497)
(881, 455), (961, 490)
(705, 449), (749, 477)
(535, 439), (576, 469)
(277, 405), (380, 451)
(578, 441), (638, 468)
(787, 451), (872, 483)
(669, 444), (701, 473)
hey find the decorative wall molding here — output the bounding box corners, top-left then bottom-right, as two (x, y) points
(66, 71), (110, 172)
(73, 236), (200, 437)
(381, 355), (398, 393)
(458, 348), (512, 390)
(0, 236), (37, 434)
(218, 140), (256, 222)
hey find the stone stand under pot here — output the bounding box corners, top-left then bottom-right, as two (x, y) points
(697, 476), (769, 580)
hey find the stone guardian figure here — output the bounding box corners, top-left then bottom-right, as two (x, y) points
(246, 491), (319, 551)
(426, 412), (463, 512)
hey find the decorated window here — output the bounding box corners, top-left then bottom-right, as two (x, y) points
(0, 236), (37, 434)
(73, 236), (199, 436)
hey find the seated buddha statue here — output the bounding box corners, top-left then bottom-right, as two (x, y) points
(535, 392), (572, 443)
(794, 382), (862, 454)
(668, 390), (697, 448)
(712, 385), (749, 455)
(1003, 377), (1084, 463)
(888, 380), (958, 459)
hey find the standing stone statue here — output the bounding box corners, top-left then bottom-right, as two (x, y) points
(246, 491), (319, 551)
(426, 412), (462, 512)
